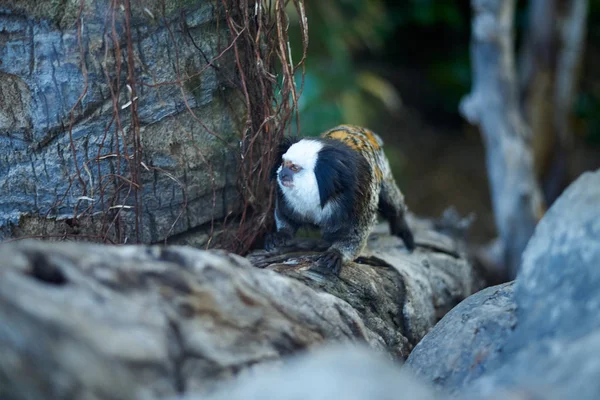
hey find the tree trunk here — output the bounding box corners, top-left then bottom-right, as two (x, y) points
(0, 216), (480, 399)
(519, 0), (589, 206)
(0, 1), (242, 245)
(460, 0), (546, 280)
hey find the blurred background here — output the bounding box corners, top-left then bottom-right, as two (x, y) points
(285, 0), (600, 245)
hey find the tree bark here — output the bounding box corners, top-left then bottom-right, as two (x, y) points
(460, 0), (546, 280)
(519, 0), (589, 206)
(0, 1), (241, 245)
(0, 217), (479, 399)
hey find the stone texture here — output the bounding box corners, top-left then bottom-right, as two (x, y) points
(406, 282), (516, 394)
(403, 169), (600, 400)
(0, 1), (241, 244)
(513, 169), (600, 342)
(465, 169), (600, 399)
(469, 330), (600, 400)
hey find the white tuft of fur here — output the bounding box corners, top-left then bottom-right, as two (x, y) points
(278, 140), (335, 224)
(282, 139), (322, 169)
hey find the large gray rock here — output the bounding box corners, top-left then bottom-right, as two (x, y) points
(0, 1), (241, 244)
(466, 169), (600, 398)
(405, 282), (516, 395)
(404, 169), (600, 399)
(192, 344), (438, 400)
(513, 169), (600, 342)
(469, 330), (600, 400)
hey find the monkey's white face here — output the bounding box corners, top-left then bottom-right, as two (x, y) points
(277, 140), (325, 221)
(277, 139), (322, 187)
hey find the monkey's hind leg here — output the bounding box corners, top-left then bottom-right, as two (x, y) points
(379, 179), (415, 251)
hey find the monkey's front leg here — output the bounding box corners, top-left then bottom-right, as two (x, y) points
(264, 202), (299, 251)
(313, 227), (370, 276)
(264, 230), (294, 251)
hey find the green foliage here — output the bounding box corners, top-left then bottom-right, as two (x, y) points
(425, 56), (471, 116)
(287, 0), (399, 135)
(286, 0), (472, 135)
(393, 0), (465, 28)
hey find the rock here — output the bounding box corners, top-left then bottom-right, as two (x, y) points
(469, 330), (600, 400)
(0, 1), (241, 244)
(404, 169), (600, 399)
(513, 169), (600, 341)
(464, 169), (600, 399)
(190, 344), (438, 400)
(405, 282), (516, 394)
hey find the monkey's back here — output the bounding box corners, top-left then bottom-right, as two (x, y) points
(321, 124), (391, 183)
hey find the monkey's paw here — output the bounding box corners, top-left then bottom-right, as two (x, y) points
(312, 249), (343, 276)
(264, 232), (292, 252)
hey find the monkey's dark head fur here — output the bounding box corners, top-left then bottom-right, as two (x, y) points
(273, 137), (371, 226)
(267, 125), (415, 275)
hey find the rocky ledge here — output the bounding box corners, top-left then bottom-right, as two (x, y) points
(3, 169), (598, 400)
(407, 168), (600, 400)
(0, 211), (479, 400)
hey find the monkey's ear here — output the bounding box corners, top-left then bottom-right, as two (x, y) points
(269, 136), (299, 181)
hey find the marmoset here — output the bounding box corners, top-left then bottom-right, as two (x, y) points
(264, 124), (415, 275)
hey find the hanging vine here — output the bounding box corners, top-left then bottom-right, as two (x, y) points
(22, 0), (308, 254)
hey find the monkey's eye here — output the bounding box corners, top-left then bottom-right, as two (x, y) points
(289, 164), (302, 172)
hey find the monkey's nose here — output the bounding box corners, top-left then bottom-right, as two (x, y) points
(279, 169), (294, 187)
